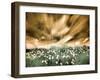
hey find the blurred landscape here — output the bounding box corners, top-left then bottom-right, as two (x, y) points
(26, 13), (90, 67)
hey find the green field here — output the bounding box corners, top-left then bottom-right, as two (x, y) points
(26, 46), (89, 67)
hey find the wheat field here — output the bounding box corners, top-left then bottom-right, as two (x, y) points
(26, 13), (89, 49)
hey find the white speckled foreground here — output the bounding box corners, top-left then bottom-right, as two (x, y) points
(26, 46), (89, 67)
